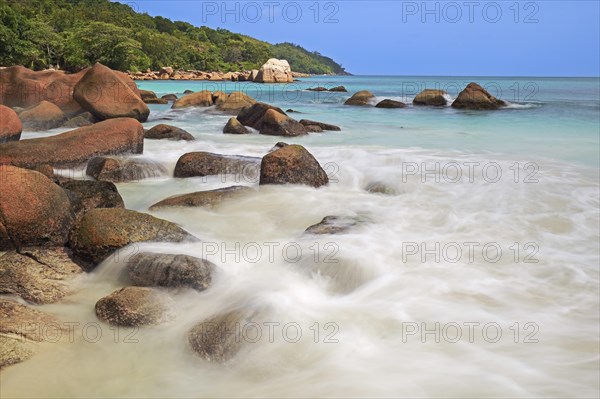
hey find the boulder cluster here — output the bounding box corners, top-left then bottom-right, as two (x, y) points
(0, 62), (338, 369)
(0, 63), (149, 132)
(0, 61), (509, 369)
(343, 82), (507, 110)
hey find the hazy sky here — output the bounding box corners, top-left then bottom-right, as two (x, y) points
(115, 1), (600, 76)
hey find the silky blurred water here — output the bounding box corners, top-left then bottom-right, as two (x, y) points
(1, 76), (599, 398)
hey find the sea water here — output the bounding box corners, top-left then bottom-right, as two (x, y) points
(1, 76), (598, 398)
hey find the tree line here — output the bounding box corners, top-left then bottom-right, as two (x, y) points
(0, 0), (347, 74)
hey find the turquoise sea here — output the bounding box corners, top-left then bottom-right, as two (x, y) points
(3, 76), (599, 398)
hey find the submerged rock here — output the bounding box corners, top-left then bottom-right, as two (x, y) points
(365, 181), (396, 195)
(188, 308), (263, 362)
(344, 90), (375, 106)
(451, 82), (506, 110)
(174, 152), (260, 178)
(95, 287), (174, 327)
(0, 247), (83, 304)
(86, 156), (167, 182)
(139, 90), (168, 104)
(61, 112), (97, 128)
(59, 180), (125, 221)
(413, 89), (448, 106)
(73, 63), (149, 122)
(0, 166), (74, 250)
(0, 118), (144, 169)
(19, 100), (66, 130)
(375, 99), (406, 108)
(0, 105), (22, 143)
(260, 144), (328, 188)
(329, 86), (348, 92)
(223, 117), (249, 134)
(161, 94), (178, 101)
(69, 208), (197, 269)
(127, 252), (215, 291)
(299, 119), (341, 131)
(307, 86), (328, 92)
(145, 124), (195, 141)
(150, 186), (253, 210)
(305, 215), (363, 235)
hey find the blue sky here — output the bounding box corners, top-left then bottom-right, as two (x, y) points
(115, 1), (600, 76)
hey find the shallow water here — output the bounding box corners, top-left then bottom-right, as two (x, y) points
(1, 76), (599, 398)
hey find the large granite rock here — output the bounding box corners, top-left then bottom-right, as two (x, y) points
(0, 105), (22, 143)
(451, 83), (507, 110)
(73, 63), (149, 122)
(0, 166), (74, 250)
(0, 65), (88, 113)
(0, 118), (144, 168)
(259, 144), (328, 188)
(413, 89), (448, 106)
(0, 247), (83, 304)
(223, 117), (249, 134)
(215, 91), (256, 114)
(236, 102), (287, 130)
(344, 90), (375, 106)
(259, 109), (307, 137)
(254, 59), (293, 83)
(172, 90), (213, 109)
(0, 299), (65, 368)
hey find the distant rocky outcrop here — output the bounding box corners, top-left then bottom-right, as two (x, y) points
(254, 59), (294, 83)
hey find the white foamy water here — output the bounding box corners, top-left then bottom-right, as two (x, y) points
(2, 77), (599, 398)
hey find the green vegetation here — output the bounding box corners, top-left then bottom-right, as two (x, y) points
(0, 0), (348, 74)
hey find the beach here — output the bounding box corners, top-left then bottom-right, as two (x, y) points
(1, 75), (598, 397)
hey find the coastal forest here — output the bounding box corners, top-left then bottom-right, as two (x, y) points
(0, 0), (348, 74)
